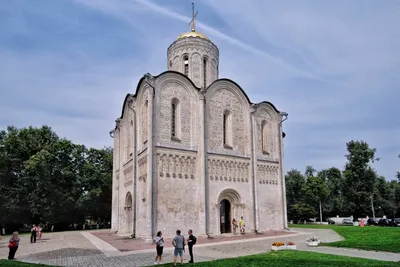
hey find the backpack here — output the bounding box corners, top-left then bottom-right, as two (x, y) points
(192, 235), (197, 245)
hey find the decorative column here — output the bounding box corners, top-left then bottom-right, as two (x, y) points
(214, 203), (221, 235)
(199, 90), (208, 235)
(278, 121), (288, 229)
(146, 84), (155, 241)
(250, 109), (260, 232)
(111, 121), (121, 231)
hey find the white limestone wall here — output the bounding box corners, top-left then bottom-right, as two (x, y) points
(167, 37), (219, 88)
(207, 155), (254, 235)
(253, 104), (284, 230)
(205, 83), (251, 157)
(155, 148), (204, 238)
(155, 74), (199, 149)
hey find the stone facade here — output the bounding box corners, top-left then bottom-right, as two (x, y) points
(111, 30), (288, 240)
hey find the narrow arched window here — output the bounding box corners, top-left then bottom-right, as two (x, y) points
(203, 57), (207, 88)
(142, 100), (148, 144)
(171, 98), (181, 141)
(223, 111), (232, 148)
(184, 55), (189, 76)
(262, 120), (269, 154)
(171, 103), (176, 137)
(127, 119), (133, 158)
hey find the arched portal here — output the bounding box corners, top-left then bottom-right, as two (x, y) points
(125, 192), (133, 234)
(217, 189), (241, 234)
(220, 199), (231, 233)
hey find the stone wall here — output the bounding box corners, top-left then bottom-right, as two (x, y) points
(206, 86), (250, 156)
(155, 148), (203, 238)
(207, 154), (254, 234)
(256, 162), (283, 230)
(167, 37), (219, 88)
(157, 80), (196, 148)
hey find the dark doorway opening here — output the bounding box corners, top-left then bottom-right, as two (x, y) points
(220, 199), (231, 234)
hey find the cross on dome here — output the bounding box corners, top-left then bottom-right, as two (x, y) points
(189, 2), (198, 32)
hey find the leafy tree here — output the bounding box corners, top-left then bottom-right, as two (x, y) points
(318, 167), (344, 217)
(342, 140), (378, 220)
(0, 125), (112, 232)
(290, 203), (317, 224)
(285, 169), (308, 222)
(305, 165), (316, 179)
(303, 176), (330, 223)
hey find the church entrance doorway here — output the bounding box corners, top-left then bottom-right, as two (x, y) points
(217, 189), (242, 235)
(220, 199), (231, 234)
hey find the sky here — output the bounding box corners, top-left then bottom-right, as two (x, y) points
(1, 0), (399, 180)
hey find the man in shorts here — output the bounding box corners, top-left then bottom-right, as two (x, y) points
(172, 229), (186, 266)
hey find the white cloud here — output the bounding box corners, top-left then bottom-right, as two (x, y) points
(1, 0), (399, 180)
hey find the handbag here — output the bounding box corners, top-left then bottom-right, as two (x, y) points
(8, 242), (16, 248)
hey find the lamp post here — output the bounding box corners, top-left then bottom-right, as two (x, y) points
(370, 196), (375, 218)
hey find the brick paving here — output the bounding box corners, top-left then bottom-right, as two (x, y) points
(0, 228), (398, 266)
(92, 230), (293, 252)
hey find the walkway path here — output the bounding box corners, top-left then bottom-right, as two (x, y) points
(0, 228), (398, 266)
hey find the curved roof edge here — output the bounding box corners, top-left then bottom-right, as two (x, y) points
(208, 78), (281, 113)
(119, 74), (282, 121)
(120, 71), (201, 119)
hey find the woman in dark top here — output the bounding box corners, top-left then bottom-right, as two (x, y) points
(8, 231), (20, 260)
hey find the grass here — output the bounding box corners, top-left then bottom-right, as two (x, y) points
(156, 251), (398, 267)
(0, 260), (55, 267)
(1, 251), (397, 267)
(289, 224), (400, 253)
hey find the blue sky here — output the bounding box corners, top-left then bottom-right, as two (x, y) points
(1, 0), (399, 180)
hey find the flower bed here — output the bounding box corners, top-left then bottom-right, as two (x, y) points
(286, 241), (297, 250)
(271, 242), (286, 251)
(306, 236), (320, 247)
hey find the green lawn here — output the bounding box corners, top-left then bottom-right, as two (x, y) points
(289, 224), (400, 253)
(0, 261), (55, 267)
(1, 251), (397, 267)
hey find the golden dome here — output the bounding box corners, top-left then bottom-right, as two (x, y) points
(176, 30), (209, 40)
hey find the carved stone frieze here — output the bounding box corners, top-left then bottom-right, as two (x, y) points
(156, 152), (196, 180)
(257, 163), (279, 185)
(208, 157), (250, 183)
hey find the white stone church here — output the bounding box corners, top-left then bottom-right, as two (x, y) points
(111, 5), (288, 240)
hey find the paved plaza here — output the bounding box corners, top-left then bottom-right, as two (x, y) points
(0, 228), (399, 266)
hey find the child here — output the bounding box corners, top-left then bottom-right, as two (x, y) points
(8, 231), (20, 260)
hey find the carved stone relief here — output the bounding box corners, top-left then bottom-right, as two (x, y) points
(156, 152), (196, 180)
(191, 53), (201, 87)
(257, 163), (279, 185)
(208, 157), (250, 183)
(207, 89), (246, 154)
(159, 82), (192, 147)
(138, 153), (147, 182)
(173, 56), (180, 72)
(211, 58), (217, 82)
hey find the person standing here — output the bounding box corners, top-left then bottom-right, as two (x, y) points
(172, 230), (185, 266)
(38, 224), (43, 240)
(239, 216), (245, 235)
(187, 229), (197, 263)
(154, 231), (164, 265)
(8, 231), (20, 260)
(30, 224), (37, 243)
(232, 218), (238, 235)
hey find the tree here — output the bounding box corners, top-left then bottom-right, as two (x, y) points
(303, 176), (330, 223)
(318, 167), (344, 217)
(285, 169), (308, 222)
(0, 125), (112, 232)
(305, 165), (316, 179)
(342, 140), (378, 220)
